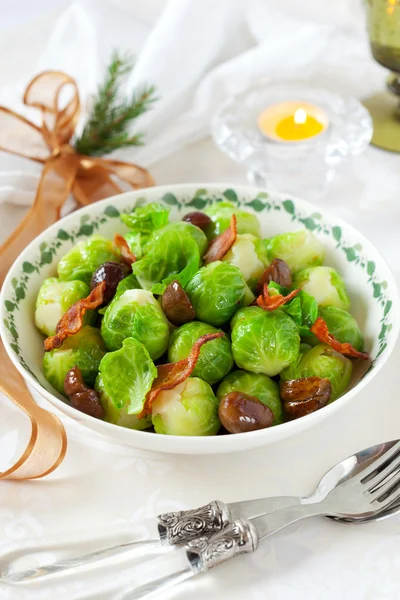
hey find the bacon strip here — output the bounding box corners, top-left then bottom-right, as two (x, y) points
(256, 283), (300, 311)
(310, 317), (369, 360)
(44, 282), (106, 351)
(139, 332), (224, 417)
(203, 215), (237, 264)
(114, 233), (136, 265)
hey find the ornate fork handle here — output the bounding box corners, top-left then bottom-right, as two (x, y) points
(185, 519), (259, 571)
(115, 520), (259, 600)
(157, 500), (232, 545)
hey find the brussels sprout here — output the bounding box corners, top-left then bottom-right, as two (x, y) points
(243, 285), (256, 307)
(114, 273), (141, 299)
(123, 231), (149, 261)
(204, 201), (260, 240)
(294, 266), (350, 310)
(223, 234), (268, 286)
(101, 289), (169, 359)
(217, 370), (282, 425)
(168, 322), (234, 386)
(132, 222), (207, 290)
(276, 288), (318, 340)
(151, 377), (220, 436)
(96, 337), (157, 429)
(186, 262), (247, 327)
(280, 343), (352, 401)
(98, 273), (141, 317)
(231, 306), (300, 376)
(58, 236), (120, 285)
(121, 203), (170, 234)
(35, 277), (91, 336)
(121, 204), (170, 260)
(264, 230), (325, 273)
(43, 326), (106, 394)
(318, 306), (364, 352)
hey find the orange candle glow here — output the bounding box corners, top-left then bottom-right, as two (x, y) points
(258, 102), (328, 142)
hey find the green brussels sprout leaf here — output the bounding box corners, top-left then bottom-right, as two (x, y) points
(57, 236), (120, 285)
(121, 203), (170, 234)
(123, 231), (150, 260)
(132, 222), (207, 290)
(204, 201), (261, 240)
(97, 337), (157, 425)
(151, 243), (200, 295)
(101, 289), (169, 359)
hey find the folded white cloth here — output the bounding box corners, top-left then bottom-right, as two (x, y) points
(0, 0), (382, 207)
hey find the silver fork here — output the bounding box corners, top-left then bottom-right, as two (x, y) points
(114, 440), (400, 599)
(1, 440), (400, 585)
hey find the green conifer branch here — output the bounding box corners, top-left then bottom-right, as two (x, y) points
(74, 51), (157, 156)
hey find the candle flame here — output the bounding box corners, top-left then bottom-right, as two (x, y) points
(294, 108), (307, 125)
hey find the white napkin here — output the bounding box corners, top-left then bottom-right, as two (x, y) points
(0, 0), (380, 208)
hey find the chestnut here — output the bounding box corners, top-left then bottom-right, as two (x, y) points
(256, 258), (292, 294)
(90, 261), (130, 305)
(161, 280), (195, 326)
(218, 391), (274, 434)
(182, 211), (212, 232)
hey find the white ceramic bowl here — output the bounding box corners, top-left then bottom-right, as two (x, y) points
(1, 184), (398, 454)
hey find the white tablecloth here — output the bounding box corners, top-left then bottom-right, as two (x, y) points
(1, 2), (400, 599)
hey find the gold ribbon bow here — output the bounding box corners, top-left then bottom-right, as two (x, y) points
(0, 71), (153, 480)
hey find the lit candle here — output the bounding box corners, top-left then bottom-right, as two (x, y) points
(258, 102), (329, 142)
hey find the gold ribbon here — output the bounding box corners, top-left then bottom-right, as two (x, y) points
(0, 71), (154, 480)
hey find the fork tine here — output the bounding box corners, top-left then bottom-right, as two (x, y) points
(366, 454), (400, 494)
(369, 470), (400, 504)
(358, 440), (400, 484)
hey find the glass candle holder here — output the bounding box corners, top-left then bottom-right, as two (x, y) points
(363, 0), (400, 152)
(212, 80), (372, 199)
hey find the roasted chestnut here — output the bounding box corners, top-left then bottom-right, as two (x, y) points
(256, 258), (292, 294)
(280, 376), (332, 419)
(64, 366), (105, 419)
(182, 211), (212, 232)
(218, 391), (274, 434)
(90, 261), (130, 305)
(161, 280), (196, 326)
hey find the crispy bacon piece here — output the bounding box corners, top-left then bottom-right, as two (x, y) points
(139, 332), (224, 417)
(310, 317), (369, 360)
(255, 283), (300, 311)
(44, 281), (106, 351)
(203, 215), (237, 264)
(114, 233), (136, 265)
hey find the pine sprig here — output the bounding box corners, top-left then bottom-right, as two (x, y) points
(74, 51), (157, 156)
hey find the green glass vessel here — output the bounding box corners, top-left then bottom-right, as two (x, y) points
(364, 0), (400, 151)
